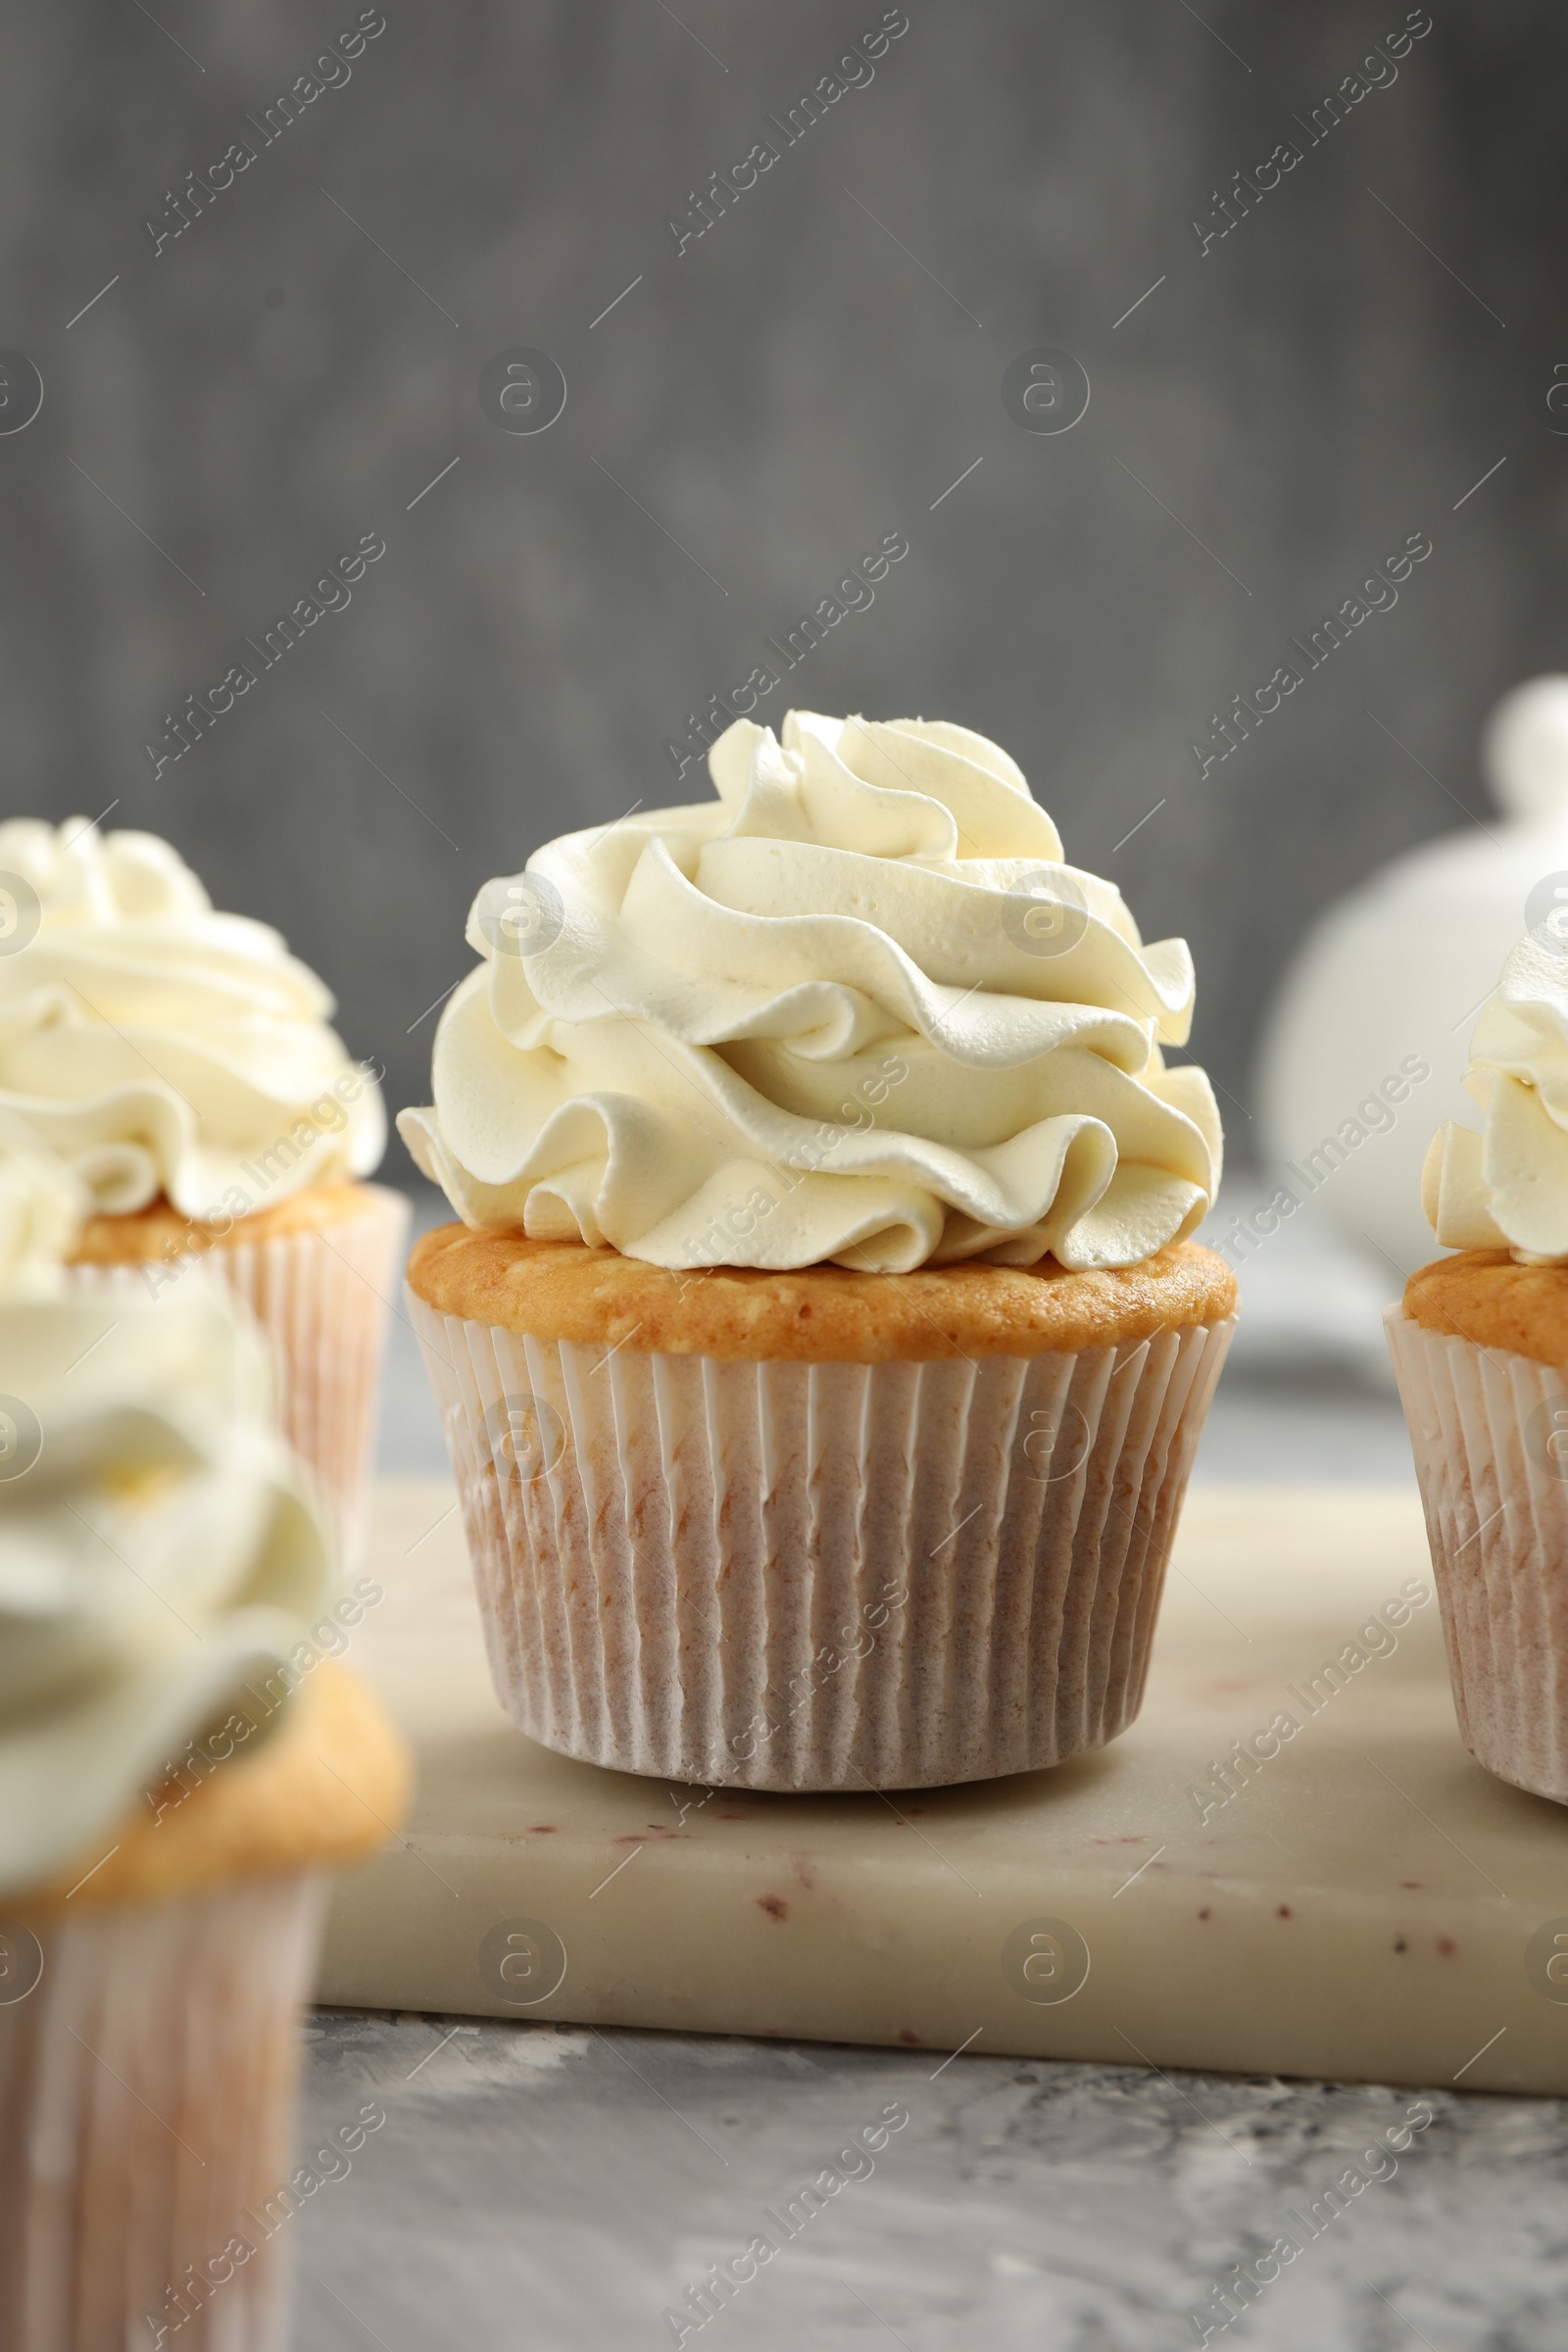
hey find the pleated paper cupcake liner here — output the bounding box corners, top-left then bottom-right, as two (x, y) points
(1387, 1304), (1568, 1803)
(0, 1873), (324, 2352)
(69, 1187), (409, 1563)
(411, 1297), (1235, 1791)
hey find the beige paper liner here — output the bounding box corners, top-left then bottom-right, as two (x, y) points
(411, 1298), (1235, 1790)
(68, 1188), (409, 1563)
(0, 1873), (323, 2352)
(1387, 1304), (1568, 1802)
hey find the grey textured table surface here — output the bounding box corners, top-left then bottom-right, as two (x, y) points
(294, 2018), (1568, 2350)
(299, 1188), (1547, 2351)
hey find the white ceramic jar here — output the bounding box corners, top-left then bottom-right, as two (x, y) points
(1258, 677), (1568, 1273)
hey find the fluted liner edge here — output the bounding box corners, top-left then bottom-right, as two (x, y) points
(413, 1298), (1234, 1791)
(67, 1187), (410, 1564)
(0, 1875), (324, 2352)
(1387, 1304), (1568, 1804)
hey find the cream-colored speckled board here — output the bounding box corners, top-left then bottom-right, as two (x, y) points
(319, 1481), (1568, 2093)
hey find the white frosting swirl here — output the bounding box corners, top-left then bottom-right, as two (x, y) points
(0, 819), (385, 1219)
(1424, 927), (1568, 1261)
(0, 1278), (331, 1897)
(400, 712), (1222, 1272)
(0, 1114), (86, 1298)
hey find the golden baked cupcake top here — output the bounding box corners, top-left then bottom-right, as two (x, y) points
(410, 1224), (1235, 1360)
(400, 711), (1222, 1277)
(69, 1176), (378, 1263)
(1404, 1249), (1568, 1368)
(19, 1659), (409, 1917)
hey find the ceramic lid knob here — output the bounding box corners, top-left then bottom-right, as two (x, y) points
(1484, 675), (1568, 826)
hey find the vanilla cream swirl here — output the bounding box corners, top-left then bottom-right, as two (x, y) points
(0, 1112), (86, 1298)
(1424, 926), (1568, 1262)
(0, 819), (385, 1219)
(0, 1270), (331, 1896)
(400, 712), (1222, 1272)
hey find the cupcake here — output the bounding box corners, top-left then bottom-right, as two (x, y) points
(0, 1147), (409, 2348)
(0, 818), (409, 1554)
(400, 712), (1234, 1789)
(1389, 921), (1568, 1801)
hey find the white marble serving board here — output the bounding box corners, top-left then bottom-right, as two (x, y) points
(319, 1481), (1568, 2093)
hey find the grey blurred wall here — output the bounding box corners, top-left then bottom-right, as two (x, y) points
(3, 0), (1562, 1171)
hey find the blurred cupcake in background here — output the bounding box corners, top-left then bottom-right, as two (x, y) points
(0, 1105), (86, 1300)
(0, 1140), (409, 2349)
(0, 819), (408, 1555)
(1389, 921), (1568, 1801)
(401, 711), (1234, 1791)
